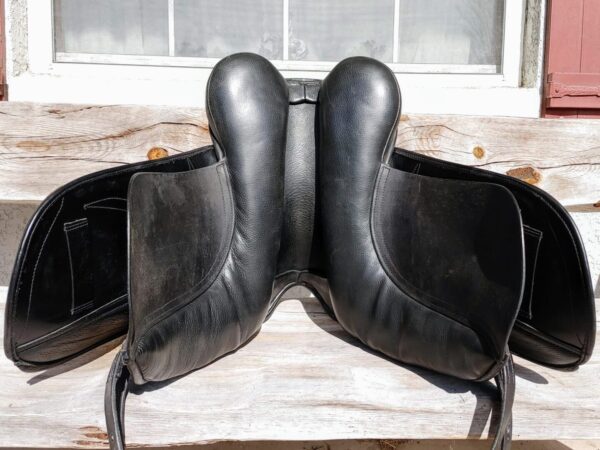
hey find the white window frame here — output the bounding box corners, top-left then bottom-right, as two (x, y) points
(6, 0), (543, 117)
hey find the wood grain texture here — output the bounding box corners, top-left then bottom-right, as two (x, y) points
(0, 102), (211, 203)
(395, 114), (600, 209)
(0, 102), (599, 209)
(0, 287), (598, 449)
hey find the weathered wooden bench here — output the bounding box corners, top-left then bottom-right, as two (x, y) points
(0, 102), (598, 449)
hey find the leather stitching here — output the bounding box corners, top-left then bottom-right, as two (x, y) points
(17, 294), (127, 352)
(84, 197), (128, 212)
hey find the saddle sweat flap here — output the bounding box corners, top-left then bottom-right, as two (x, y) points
(125, 162), (235, 383)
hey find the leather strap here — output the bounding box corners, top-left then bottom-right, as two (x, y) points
(102, 349), (515, 450)
(105, 350), (130, 450)
(491, 352), (515, 450)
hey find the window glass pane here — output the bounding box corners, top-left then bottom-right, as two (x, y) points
(397, 0), (504, 66)
(54, 0), (169, 56)
(174, 0), (283, 59)
(289, 0), (394, 62)
(53, 0), (506, 73)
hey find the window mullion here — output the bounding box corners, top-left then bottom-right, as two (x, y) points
(393, 0), (400, 63)
(283, 0), (289, 60)
(168, 0), (175, 57)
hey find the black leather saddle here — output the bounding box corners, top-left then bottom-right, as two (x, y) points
(4, 53), (595, 450)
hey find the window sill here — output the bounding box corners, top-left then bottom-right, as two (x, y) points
(6, 70), (541, 118)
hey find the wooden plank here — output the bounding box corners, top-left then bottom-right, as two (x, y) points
(1, 287), (599, 449)
(0, 102), (599, 209)
(395, 113), (600, 210)
(0, 103), (212, 203)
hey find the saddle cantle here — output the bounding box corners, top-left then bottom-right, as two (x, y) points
(3, 53), (595, 450)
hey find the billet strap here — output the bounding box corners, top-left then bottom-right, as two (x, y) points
(105, 350), (130, 450)
(491, 352), (515, 450)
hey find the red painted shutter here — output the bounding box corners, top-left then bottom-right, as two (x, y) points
(543, 0), (600, 118)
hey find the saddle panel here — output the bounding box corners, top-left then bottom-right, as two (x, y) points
(4, 147), (217, 368)
(318, 56), (524, 382)
(125, 53), (288, 384)
(390, 150), (596, 368)
(372, 165), (524, 368)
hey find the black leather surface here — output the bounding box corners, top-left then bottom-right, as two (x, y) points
(4, 148), (217, 367)
(3, 52), (595, 450)
(127, 162), (234, 382)
(372, 166), (524, 373)
(277, 79), (324, 275)
(318, 57), (522, 381)
(390, 150), (596, 367)
(124, 53), (288, 384)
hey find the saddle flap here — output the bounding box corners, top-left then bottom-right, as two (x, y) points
(391, 149), (596, 368)
(3, 148), (217, 368)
